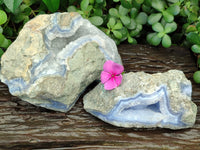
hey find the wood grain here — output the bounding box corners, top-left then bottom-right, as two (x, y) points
(0, 44), (199, 150)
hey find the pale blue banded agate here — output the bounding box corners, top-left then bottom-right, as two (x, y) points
(3, 13), (114, 96)
(89, 85), (189, 129)
(1, 12), (122, 112)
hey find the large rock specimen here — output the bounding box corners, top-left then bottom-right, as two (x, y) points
(83, 70), (197, 129)
(0, 12), (122, 112)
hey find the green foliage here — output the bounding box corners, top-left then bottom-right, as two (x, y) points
(193, 71), (200, 83)
(191, 45), (200, 54)
(120, 0), (133, 9)
(1, 0), (200, 83)
(3, 0), (23, 13)
(0, 10), (7, 25)
(0, 0), (47, 51)
(0, 10), (11, 50)
(148, 21), (177, 48)
(148, 13), (162, 25)
(88, 16), (103, 26)
(0, 0), (185, 48)
(0, 48), (4, 57)
(68, 0), (104, 26)
(187, 32), (200, 45)
(42, 0), (60, 12)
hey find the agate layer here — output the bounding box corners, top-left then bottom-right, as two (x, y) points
(0, 12), (122, 112)
(83, 70), (197, 129)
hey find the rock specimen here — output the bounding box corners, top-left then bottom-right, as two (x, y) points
(0, 12), (122, 112)
(83, 70), (197, 129)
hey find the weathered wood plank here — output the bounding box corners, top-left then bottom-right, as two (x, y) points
(0, 44), (199, 149)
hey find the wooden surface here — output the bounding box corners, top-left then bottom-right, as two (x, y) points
(0, 44), (200, 150)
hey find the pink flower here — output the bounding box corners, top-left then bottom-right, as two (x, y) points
(101, 60), (124, 90)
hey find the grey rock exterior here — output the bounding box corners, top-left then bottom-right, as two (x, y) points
(0, 12), (122, 112)
(83, 70), (197, 129)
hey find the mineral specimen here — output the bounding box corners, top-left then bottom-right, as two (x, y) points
(0, 12), (122, 112)
(83, 70), (197, 129)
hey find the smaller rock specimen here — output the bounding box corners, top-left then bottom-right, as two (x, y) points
(83, 70), (197, 129)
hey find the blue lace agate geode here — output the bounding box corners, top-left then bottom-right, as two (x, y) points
(83, 70), (197, 129)
(0, 12), (122, 112)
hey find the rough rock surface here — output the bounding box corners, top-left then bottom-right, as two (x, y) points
(83, 70), (197, 129)
(0, 12), (122, 112)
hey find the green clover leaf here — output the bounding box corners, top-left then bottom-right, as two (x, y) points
(162, 10), (174, 23)
(81, 0), (89, 11)
(107, 18), (116, 29)
(166, 5), (180, 16)
(113, 30), (122, 39)
(109, 8), (119, 17)
(148, 13), (162, 25)
(120, 0), (133, 9)
(152, 22), (164, 32)
(164, 22), (177, 33)
(119, 5), (129, 16)
(151, 0), (165, 11)
(89, 16), (103, 26)
(186, 32), (200, 45)
(135, 12), (147, 25)
(126, 19), (137, 30)
(147, 33), (161, 46)
(193, 71), (200, 83)
(120, 16), (131, 26)
(191, 44), (200, 53)
(128, 36), (137, 44)
(162, 34), (171, 48)
(0, 10), (7, 25)
(113, 21), (123, 30)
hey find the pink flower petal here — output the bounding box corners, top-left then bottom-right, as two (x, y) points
(113, 63), (124, 75)
(103, 60), (115, 74)
(103, 60), (124, 75)
(104, 78), (118, 90)
(114, 74), (123, 86)
(101, 71), (111, 84)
